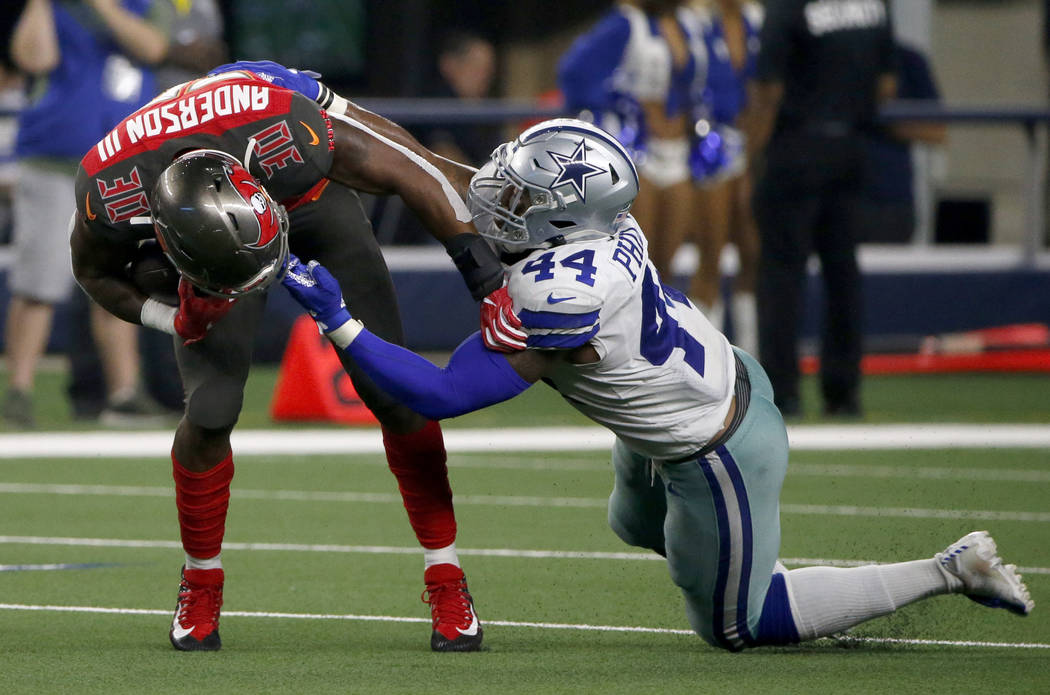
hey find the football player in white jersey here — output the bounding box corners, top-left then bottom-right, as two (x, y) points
(281, 119), (1033, 650)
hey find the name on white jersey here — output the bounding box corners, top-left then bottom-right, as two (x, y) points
(96, 84), (271, 163)
(611, 227), (646, 281)
(804, 0), (886, 37)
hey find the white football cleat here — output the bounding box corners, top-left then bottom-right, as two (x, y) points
(936, 531), (1034, 616)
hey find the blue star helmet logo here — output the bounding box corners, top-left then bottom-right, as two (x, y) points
(548, 140), (605, 202)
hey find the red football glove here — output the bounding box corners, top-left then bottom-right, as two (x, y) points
(174, 277), (237, 345)
(480, 286), (527, 352)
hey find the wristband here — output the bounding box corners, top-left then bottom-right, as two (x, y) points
(316, 83), (349, 115)
(327, 318), (364, 349)
(141, 298), (177, 335)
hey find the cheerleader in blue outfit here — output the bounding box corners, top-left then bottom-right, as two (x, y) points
(558, 0), (707, 279)
(683, 0), (761, 356)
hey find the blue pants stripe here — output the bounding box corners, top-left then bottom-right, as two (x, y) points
(696, 444), (758, 650)
(695, 457), (735, 651)
(717, 444), (757, 648)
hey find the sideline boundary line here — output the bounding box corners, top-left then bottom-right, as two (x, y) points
(0, 424), (1049, 458)
(0, 603), (1046, 650)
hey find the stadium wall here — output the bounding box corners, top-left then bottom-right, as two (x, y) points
(2, 246), (1046, 363)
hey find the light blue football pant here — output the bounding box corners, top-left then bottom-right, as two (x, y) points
(608, 348), (790, 650)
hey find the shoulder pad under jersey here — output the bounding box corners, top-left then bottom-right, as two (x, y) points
(506, 244), (608, 350)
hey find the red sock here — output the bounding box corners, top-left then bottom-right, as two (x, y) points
(172, 451), (234, 559)
(383, 420), (456, 549)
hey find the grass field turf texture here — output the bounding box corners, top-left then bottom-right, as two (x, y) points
(1, 368), (1048, 693)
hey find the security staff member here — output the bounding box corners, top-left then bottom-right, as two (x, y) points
(744, 0), (896, 417)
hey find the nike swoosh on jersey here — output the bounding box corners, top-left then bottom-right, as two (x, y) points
(85, 193), (97, 221)
(456, 605), (480, 637)
(300, 120), (320, 145)
(546, 293), (576, 304)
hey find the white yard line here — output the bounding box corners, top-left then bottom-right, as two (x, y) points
(0, 424), (1049, 459)
(1, 535), (1047, 575)
(2, 481), (1047, 522)
(0, 603), (1045, 649)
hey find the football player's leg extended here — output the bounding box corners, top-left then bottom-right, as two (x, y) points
(291, 186), (458, 550)
(289, 187), (481, 651)
(660, 351), (1032, 651)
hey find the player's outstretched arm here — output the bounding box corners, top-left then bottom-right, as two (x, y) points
(208, 59), (502, 299)
(326, 111), (503, 299)
(282, 255), (554, 419)
(211, 60), (478, 221)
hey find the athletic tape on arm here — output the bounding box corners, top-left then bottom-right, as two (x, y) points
(327, 111), (472, 223)
(140, 298), (177, 335)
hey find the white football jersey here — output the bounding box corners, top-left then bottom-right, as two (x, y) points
(506, 217), (736, 460)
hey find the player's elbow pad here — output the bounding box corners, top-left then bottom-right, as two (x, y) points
(445, 233), (504, 301)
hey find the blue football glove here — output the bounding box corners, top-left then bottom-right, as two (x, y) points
(209, 60), (322, 101)
(281, 254), (353, 333)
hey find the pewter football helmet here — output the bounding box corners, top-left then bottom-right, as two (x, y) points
(467, 118), (639, 253)
(152, 149), (289, 297)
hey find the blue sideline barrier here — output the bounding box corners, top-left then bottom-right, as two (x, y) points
(3, 257), (1048, 361)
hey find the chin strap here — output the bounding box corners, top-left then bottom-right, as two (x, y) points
(242, 137), (258, 170)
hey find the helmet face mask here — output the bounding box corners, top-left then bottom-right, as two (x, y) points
(467, 119), (639, 255)
(151, 150), (290, 298)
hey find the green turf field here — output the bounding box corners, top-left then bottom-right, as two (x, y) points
(1, 368), (1048, 693)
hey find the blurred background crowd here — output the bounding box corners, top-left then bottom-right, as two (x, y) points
(0, 0), (1048, 427)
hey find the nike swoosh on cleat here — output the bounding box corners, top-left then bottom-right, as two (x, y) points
(170, 621), (195, 641)
(547, 293), (576, 304)
(300, 120), (320, 145)
(456, 606), (480, 637)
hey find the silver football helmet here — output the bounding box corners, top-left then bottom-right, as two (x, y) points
(467, 118), (639, 253)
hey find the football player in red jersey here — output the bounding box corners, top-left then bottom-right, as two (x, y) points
(70, 64), (500, 652)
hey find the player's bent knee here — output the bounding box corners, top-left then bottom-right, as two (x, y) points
(754, 572), (800, 646)
(675, 565), (793, 651)
(185, 375), (245, 430)
(370, 400), (427, 435)
(173, 419), (235, 472)
(608, 511), (650, 550)
(681, 599), (734, 650)
(685, 573), (801, 650)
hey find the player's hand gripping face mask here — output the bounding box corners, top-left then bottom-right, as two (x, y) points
(151, 149), (290, 298)
(466, 118), (640, 255)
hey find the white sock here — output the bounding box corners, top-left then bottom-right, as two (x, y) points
(782, 559), (951, 640)
(185, 553), (222, 571)
(730, 292), (758, 356)
(424, 543), (460, 570)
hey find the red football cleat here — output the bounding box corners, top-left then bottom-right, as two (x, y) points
(422, 564), (483, 652)
(169, 566), (224, 651)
